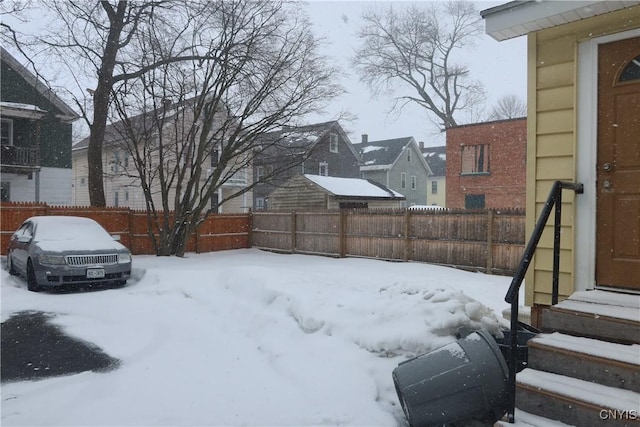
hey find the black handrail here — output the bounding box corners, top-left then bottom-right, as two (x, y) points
(504, 180), (583, 423)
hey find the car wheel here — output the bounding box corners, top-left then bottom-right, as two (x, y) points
(7, 254), (18, 276)
(26, 260), (41, 292)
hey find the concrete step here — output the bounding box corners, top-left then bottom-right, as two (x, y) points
(494, 409), (575, 426)
(541, 291), (640, 344)
(514, 369), (640, 427)
(527, 333), (640, 392)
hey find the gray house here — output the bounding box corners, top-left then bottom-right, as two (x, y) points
(357, 135), (432, 207)
(253, 121), (362, 210)
(1, 47), (79, 203)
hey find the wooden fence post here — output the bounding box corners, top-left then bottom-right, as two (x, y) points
(291, 210), (297, 253)
(339, 210), (347, 258)
(247, 210), (253, 247)
(487, 209), (494, 274)
(404, 209), (411, 262)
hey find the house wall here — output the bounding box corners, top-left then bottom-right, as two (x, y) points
(526, 6), (640, 307)
(388, 142), (429, 207)
(1, 59), (73, 170)
(446, 118), (526, 210)
(72, 145), (252, 213)
(268, 175), (328, 210)
(427, 175), (446, 207)
(361, 169), (387, 186)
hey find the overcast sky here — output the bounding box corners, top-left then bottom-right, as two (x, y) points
(3, 1), (526, 147)
(305, 0), (527, 147)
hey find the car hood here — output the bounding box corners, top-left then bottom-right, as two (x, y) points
(35, 237), (129, 253)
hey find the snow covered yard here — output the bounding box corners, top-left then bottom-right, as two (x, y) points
(1, 248), (518, 426)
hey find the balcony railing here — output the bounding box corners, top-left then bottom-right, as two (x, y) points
(1, 145), (38, 167)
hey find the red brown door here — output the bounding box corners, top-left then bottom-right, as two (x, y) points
(596, 36), (640, 290)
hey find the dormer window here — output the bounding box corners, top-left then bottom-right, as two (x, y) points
(329, 134), (338, 153)
(407, 148), (411, 162)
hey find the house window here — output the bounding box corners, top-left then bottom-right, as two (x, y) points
(401, 172), (406, 189)
(407, 149), (411, 162)
(411, 175), (416, 190)
(114, 190), (119, 207)
(123, 152), (129, 168)
(1, 119), (13, 145)
(111, 151), (120, 172)
(1, 181), (10, 201)
(329, 134), (338, 153)
(465, 194), (485, 209)
(211, 193), (219, 212)
(319, 162), (328, 176)
(256, 197), (265, 211)
(461, 144), (490, 175)
(431, 181), (438, 194)
(256, 166), (265, 181)
(211, 149), (219, 167)
(125, 190), (129, 202)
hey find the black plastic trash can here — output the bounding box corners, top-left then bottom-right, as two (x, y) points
(392, 330), (509, 427)
(493, 322), (539, 373)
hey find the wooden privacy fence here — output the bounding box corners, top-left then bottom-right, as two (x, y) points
(252, 209), (526, 275)
(0, 202), (250, 255)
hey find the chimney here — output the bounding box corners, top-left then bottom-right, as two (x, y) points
(419, 141), (424, 150)
(361, 134), (368, 143)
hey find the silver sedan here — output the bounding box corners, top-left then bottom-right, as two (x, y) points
(6, 216), (132, 292)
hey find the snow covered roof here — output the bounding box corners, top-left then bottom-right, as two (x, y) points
(421, 145), (446, 177)
(356, 137), (413, 169)
(304, 174), (404, 199)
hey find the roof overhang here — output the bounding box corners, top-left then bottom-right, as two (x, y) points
(481, 0), (640, 41)
(0, 102), (47, 120)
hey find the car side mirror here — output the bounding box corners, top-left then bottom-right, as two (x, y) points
(17, 235), (32, 243)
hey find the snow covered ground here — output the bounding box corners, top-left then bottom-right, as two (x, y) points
(1, 248), (532, 426)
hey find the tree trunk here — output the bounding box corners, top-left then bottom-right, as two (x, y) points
(88, 1), (128, 207)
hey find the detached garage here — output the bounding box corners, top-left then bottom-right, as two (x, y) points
(267, 174), (405, 210)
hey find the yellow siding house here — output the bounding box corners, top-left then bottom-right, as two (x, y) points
(483, 1), (640, 324)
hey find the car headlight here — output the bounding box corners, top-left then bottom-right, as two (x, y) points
(39, 254), (67, 265)
(119, 252), (132, 263)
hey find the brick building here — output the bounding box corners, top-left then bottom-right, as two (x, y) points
(446, 118), (526, 210)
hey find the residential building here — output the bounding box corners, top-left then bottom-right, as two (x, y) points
(420, 144), (446, 207)
(446, 118), (526, 210)
(1, 47), (79, 203)
(357, 135), (432, 208)
(482, 2), (639, 425)
(72, 101), (252, 213)
(268, 174), (405, 210)
(252, 121), (361, 211)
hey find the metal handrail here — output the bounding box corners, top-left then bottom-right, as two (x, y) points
(504, 180), (583, 423)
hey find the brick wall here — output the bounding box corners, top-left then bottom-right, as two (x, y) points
(446, 118), (526, 210)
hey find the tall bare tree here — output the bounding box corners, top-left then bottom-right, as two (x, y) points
(106, 0), (341, 256)
(487, 94), (527, 121)
(352, 0), (485, 131)
(36, 1), (229, 207)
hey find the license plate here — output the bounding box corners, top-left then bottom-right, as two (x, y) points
(86, 268), (105, 279)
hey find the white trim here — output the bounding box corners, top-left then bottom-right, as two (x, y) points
(575, 28), (640, 292)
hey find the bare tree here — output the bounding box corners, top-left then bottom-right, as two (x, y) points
(352, 0), (485, 131)
(487, 94), (527, 121)
(107, 0), (341, 256)
(0, 1), (36, 67)
(35, 1), (231, 207)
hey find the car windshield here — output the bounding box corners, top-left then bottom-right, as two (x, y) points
(33, 218), (112, 242)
